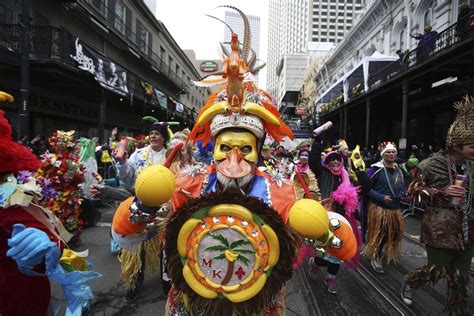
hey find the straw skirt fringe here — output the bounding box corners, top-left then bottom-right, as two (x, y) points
(118, 235), (161, 290)
(364, 202), (404, 263)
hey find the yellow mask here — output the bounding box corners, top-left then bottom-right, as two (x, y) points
(214, 130), (258, 163)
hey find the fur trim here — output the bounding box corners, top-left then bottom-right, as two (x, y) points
(165, 193), (299, 315)
(0, 110), (41, 173)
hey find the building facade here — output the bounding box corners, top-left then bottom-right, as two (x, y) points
(267, 0), (366, 101)
(310, 0), (366, 43)
(315, 0), (461, 95)
(0, 0), (205, 140)
(314, 0), (474, 148)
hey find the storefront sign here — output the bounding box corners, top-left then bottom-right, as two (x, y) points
(175, 102), (184, 112)
(70, 37), (129, 96)
(30, 94), (97, 121)
(200, 61), (218, 72)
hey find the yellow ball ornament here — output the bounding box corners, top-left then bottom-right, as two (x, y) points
(135, 165), (176, 207)
(288, 199), (329, 240)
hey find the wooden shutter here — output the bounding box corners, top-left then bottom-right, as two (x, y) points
(136, 18), (142, 48)
(108, 0), (115, 25)
(148, 31), (153, 58)
(125, 6), (132, 39)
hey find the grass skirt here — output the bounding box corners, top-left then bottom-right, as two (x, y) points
(118, 235), (161, 290)
(363, 202), (404, 263)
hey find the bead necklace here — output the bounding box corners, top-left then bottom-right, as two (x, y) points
(446, 154), (472, 243)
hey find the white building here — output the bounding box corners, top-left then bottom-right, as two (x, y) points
(267, 0), (309, 98)
(267, 0), (366, 101)
(277, 43), (334, 106)
(310, 0), (366, 43)
(224, 11), (261, 84)
(315, 0), (467, 101)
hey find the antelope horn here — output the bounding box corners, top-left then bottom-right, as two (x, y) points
(218, 5), (251, 61)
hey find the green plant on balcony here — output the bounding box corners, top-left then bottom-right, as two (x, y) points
(351, 84), (363, 97)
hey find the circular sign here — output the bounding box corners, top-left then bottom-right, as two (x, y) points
(200, 61), (218, 73)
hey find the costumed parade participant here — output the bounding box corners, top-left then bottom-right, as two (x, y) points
(401, 96), (474, 315)
(257, 142), (278, 174)
(291, 148), (321, 201)
(307, 137), (360, 294)
(36, 130), (85, 247)
(115, 119), (171, 302)
(0, 93), (99, 315)
(364, 142), (406, 273)
(111, 12), (357, 314)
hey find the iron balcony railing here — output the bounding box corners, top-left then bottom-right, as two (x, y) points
(368, 19), (473, 89)
(0, 23), (168, 108)
(320, 19), (473, 116)
(79, 0), (188, 91)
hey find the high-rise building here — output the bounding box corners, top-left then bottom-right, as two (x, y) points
(267, 0), (366, 98)
(310, 0), (366, 43)
(224, 11), (261, 84)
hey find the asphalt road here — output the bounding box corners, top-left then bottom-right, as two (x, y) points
(50, 205), (474, 315)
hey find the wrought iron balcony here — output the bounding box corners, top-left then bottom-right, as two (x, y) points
(76, 0), (188, 91)
(0, 23), (168, 108)
(368, 20), (474, 89)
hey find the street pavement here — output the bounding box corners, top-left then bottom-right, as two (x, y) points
(51, 205), (474, 315)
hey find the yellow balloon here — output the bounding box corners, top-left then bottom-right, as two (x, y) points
(135, 165), (176, 207)
(288, 199), (329, 240)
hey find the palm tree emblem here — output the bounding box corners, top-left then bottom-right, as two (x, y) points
(205, 232), (255, 285)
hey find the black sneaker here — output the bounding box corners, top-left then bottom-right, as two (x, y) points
(125, 286), (139, 302)
(400, 281), (414, 306)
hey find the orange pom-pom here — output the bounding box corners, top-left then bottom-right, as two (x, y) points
(326, 220), (357, 261)
(112, 197), (145, 237)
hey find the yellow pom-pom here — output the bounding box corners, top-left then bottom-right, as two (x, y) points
(135, 165), (176, 207)
(288, 199), (329, 240)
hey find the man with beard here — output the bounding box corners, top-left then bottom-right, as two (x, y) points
(111, 31), (357, 315)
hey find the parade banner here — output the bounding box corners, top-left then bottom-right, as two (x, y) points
(69, 37), (129, 96)
(153, 87), (168, 109)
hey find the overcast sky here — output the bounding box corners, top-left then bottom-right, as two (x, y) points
(154, 0), (269, 88)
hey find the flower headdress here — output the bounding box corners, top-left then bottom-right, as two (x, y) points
(49, 130), (76, 150)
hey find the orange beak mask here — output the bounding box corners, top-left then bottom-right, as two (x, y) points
(214, 130), (257, 179)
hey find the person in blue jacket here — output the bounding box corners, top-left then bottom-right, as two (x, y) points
(364, 141), (407, 273)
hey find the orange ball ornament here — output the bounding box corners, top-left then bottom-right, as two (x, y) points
(326, 219), (357, 261)
(112, 197), (145, 237)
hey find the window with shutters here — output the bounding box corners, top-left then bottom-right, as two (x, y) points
(88, 0), (107, 16)
(139, 24), (150, 54)
(114, 1), (126, 35)
(0, 0), (18, 24)
(160, 46), (165, 59)
(114, 0), (127, 35)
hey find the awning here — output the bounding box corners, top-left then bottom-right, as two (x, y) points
(342, 52), (398, 101)
(317, 52), (398, 106)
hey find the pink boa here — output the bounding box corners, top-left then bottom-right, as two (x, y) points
(292, 244), (315, 269)
(331, 167), (359, 216)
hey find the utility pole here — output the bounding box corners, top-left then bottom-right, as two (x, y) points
(19, 0), (31, 138)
